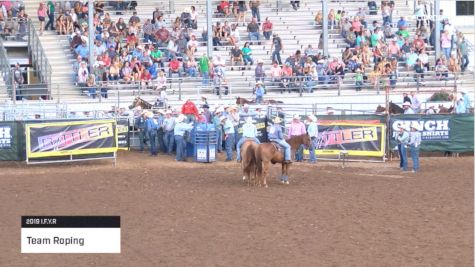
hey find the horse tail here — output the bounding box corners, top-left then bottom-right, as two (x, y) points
(255, 145), (263, 178)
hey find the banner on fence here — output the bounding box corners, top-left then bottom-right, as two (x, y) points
(389, 114), (474, 152)
(237, 116), (268, 143)
(26, 120), (118, 158)
(116, 119), (130, 150)
(305, 121), (386, 157)
(0, 122), (24, 161)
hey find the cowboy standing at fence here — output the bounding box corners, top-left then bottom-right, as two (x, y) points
(409, 125), (422, 173)
(221, 116), (235, 161)
(287, 114), (307, 161)
(162, 110), (175, 155)
(396, 125), (410, 171)
(174, 114), (194, 161)
(306, 115), (318, 164)
(213, 107), (224, 153)
(146, 112), (159, 156)
(156, 110), (166, 153)
(236, 116), (261, 162)
(135, 111), (148, 152)
(268, 117), (292, 164)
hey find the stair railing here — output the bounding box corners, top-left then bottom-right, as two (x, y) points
(27, 19), (52, 95)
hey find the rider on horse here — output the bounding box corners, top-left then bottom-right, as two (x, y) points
(236, 116), (261, 162)
(268, 117), (292, 164)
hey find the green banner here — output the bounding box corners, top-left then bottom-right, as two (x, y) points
(0, 122), (25, 161)
(389, 114), (474, 152)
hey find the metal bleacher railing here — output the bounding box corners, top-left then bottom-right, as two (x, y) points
(27, 19), (52, 97)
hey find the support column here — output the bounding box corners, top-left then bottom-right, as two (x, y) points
(206, 0), (213, 59)
(322, 1), (329, 57)
(434, 0), (441, 59)
(88, 0), (95, 72)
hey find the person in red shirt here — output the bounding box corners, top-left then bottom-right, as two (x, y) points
(218, 1), (230, 16)
(155, 25), (170, 47)
(262, 17), (273, 40)
(181, 99), (199, 122)
(141, 68), (152, 87)
(126, 33), (138, 47)
(280, 63), (293, 93)
(413, 35), (425, 54)
(168, 57), (182, 79)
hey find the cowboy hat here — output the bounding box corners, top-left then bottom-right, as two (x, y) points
(410, 125), (419, 131)
(256, 80), (263, 85)
(273, 117), (282, 124)
(220, 115), (228, 121)
(245, 116), (253, 124)
(308, 115), (317, 122)
(292, 114), (300, 120)
(176, 114), (186, 123)
(215, 107), (224, 114)
(257, 59), (264, 64)
(227, 105), (238, 111)
(402, 101), (411, 106)
(145, 111), (154, 118)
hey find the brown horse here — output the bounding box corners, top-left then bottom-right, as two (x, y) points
(438, 104), (454, 114)
(129, 97), (153, 110)
(255, 134), (311, 187)
(236, 97), (284, 106)
(240, 140), (259, 186)
(375, 102), (404, 114)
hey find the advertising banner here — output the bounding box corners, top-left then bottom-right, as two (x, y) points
(0, 122), (25, 161)
(306, 121), (386, 157)
(26, 120), (118, 158)
(389, 114), (474, 152)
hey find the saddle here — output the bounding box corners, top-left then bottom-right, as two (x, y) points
(270, 142), (284, 152)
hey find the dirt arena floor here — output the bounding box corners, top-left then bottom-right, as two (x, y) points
(0, 151), (473, 266)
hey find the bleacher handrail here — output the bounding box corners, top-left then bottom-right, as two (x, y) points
(27, 19), (52, 95)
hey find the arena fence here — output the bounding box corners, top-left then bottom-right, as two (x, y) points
(0, 114), (472, 163)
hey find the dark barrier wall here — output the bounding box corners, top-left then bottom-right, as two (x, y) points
(0, 122), (25, 161)
(389, 114), (474, 152)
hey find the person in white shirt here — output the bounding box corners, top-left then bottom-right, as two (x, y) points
(403, 101), (415, 114)
(410, 91), (421, 113)
(77, 61), (89, 84)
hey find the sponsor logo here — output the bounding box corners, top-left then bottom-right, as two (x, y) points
(392, 120), (450, 140)
(37, 124), (113, 151)
(0, 126), (12, 149)
(317, 127), (378, 148)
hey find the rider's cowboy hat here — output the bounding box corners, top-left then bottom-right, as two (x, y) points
(292, 114), (300, 120)
(308, 115), (317, 122)
(273, 117), (282, 124)
(215, 106), (224, 114)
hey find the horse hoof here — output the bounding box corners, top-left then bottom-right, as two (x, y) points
(242, 176), (246, 180)
(281, 180), (285, 184)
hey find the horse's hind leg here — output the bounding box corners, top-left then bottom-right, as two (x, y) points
(262, 161), (270, 188)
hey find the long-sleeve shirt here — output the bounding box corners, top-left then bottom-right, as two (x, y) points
(242, 123), (258, 138)
(181, 101), (199, 118)
(307, 122), (318, 138)
(409, 131), (421, 148)
(163, 117), (175, 132)
(174, 122), (193, 136)
(396, 131), (409, 144)
(287, 122), (306, 137)
(411, 95), (421, 110)
(135, 116), (147, 130)
(146, 117), (158, 132)
(223, 120), (235, 134)
(268, 124), (284, 140)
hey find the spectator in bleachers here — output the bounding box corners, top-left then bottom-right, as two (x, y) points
(281, 62), (294, 92)
(414, 59), (425, 83)
(247, 17), (259, 44)
(254, 59), (265, 83)
(397, 16), (407, 31)
(262, 17), (272, 41)
(290, 1), (300, 11)
(86, 74), (96, 99)
(435, 55), (449, 80)
(198, 53), (210, 86)
(458, 35), (469, 72)
(45, 1), (55, 31)
(448, 54), (460, 74)
(169, 57), (182, 78)
(418, 49), (430, 71)
(327, 9), (336, 30)
(354, 68), (363, 91)
(229, 23), (240, 45)
(230, 44), (243, 70)
(185, 57), (198, 77)
(186, 34), (199, 58)
(441, 30), (452, 60)
(17, 8), (27, 41)
(271, 33), (283, 65)
(314, 11), (322, 26)
(37, 2), (47, 35)
(249, 1), (261, 23)
(269, 61), (282, 84)
(121, 61), (133, 83)
(242, 42), (254, 68)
